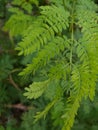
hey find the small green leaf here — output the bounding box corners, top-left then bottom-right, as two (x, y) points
(24, 80), (49, 99)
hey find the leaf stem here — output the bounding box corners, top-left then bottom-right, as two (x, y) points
(63, 0), (66, 11)
(70, 1), (75, 71)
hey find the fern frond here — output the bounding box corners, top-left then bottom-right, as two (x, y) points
(16, 22), (54, 56)
(40, 5), (69, 31)
(62, 98), (80, 130)
(16, 5), (69, 56)
(3, 8), (33, 36)
(24, 79), (49, 99)
(62, 63), (91, 130)
(11, 0), (98, 129)
(76, 0), (98, 100)
(34, 98), (58, 123)
(19, 36), (68, 76)
(48, 62), (66, 80)
(12, 0), (39, 12)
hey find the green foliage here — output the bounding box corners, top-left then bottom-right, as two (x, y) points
(0, 54), (15, 80)
(24, 80), (49, 99)
(3, 0), (39, 36)
(0, 0), (6, 18)
(2, 0), (98, 130)
(21, 110), (47, 130)
(3, 8), (33, 36)
(12, 0), (39, 9)
(0, 126), (5, 130)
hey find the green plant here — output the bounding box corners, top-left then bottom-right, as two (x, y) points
(0, 1), (50, 130)
(3, 0), (39, 37)
(3, 0), (98, 130)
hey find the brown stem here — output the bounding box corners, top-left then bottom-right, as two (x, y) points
(5, 103), (33, 111)
(8, 74), (21, 91)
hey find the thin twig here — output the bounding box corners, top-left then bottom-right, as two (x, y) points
(5, 103), (33, 111)
(8, 74), (21, 91)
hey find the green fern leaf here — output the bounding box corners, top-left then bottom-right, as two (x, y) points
(19, 36), (68, 76)
(5, 0), (98, 129)
(24, 80), (49, 99)
(3, 8), (33, 36)
(34, 98), (58, 123)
